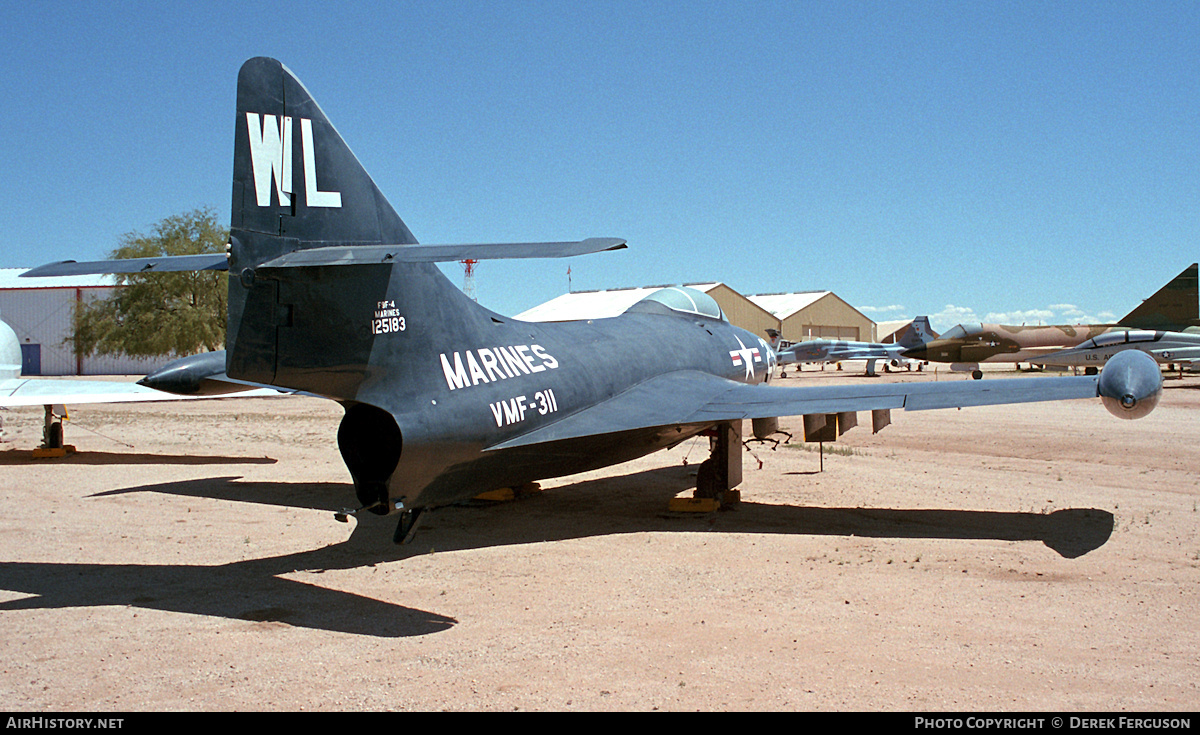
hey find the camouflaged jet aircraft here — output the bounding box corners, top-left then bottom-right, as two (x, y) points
(902, 264), (1198, 378)
(22, 58), (1166, 542)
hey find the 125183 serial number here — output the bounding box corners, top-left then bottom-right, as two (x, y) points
(372, 316), (406, 334)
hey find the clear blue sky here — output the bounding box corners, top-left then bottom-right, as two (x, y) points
(3, 1), (1196, 332)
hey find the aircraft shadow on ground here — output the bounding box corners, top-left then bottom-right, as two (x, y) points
(1164, 379), (1200, 389)
(0, 524), (454, 639)
(403, 465), (1115, 561)
(0, 467), (1112, 638)
(90, 475), (340, 511)
(0, 449), (277, 466)
(98, 468), (1115, 560)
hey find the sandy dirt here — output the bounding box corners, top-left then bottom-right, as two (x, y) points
(0, 365), (1197, 711)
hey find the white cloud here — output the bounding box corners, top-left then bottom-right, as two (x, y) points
(857, 304), (906, 314)
(928, 305), (980, 333)
(875, 303), (1114, 335)
(983, 309), (1056, 324)
(1046, 303), (1094, 321)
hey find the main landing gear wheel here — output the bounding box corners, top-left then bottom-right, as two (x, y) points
(673, 421), (744, 512)
(45, 421), (63, 449)
(694, 459), (720, 499)
(32, 405), (75, 458)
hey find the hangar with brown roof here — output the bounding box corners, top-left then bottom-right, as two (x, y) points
(746, 291), (876, 343)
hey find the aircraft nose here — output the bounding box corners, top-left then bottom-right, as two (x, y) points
(1097, 350), (1163, 420)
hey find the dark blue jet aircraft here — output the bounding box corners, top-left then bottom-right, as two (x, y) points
(24, 58), (1164, 542)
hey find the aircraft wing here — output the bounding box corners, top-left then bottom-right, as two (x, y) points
(488, 370), (1100, 451)
(0, 377), (281, 407)
(820, 346), (893, 361)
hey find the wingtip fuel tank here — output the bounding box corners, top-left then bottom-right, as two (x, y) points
(1097, 350), (1163, 420)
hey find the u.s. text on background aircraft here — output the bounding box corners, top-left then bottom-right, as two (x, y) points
(767, 317), (935, 377)
(22, 58), (1165, 543)
(901, 264), (1199, 379)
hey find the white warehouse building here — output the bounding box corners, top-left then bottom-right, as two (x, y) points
(0, 268), (173, 376)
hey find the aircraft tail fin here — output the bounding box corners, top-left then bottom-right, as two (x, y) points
(230, 57), (417, 256)
(898, 316), (935, 348)
(224, 59), (623, 399)
(1120, 263), (1198, 331)
(23, 58), (623, 402)
(224, 58), (481, 397)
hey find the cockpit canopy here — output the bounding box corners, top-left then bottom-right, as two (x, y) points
(1078, 329), (1161, 349)
(939, 324), (983, 340)
(625, 286), (727, 321)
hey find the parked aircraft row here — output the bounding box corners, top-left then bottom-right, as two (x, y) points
(8, 58), (1169, 544)
(773, 264), (1198, 379)
(767, 317), (935, 377)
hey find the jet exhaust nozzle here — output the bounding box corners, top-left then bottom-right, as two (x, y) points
(1097, 350), (1163, 420)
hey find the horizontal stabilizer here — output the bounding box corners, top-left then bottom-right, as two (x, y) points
(1152, 347), (1200, 363)
(257, 238), (627, 268)
(21, 239), (625, 278)
(21, 254), (229, 278)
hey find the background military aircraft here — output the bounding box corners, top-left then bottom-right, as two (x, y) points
(1, 317), (286, 451)
(768, 317), (934, 377)
(1, 318), (227, 450)
(901, 263), (1198, 378)
(22, 58), (1165, 543)
(1037, 329), (1200, 371)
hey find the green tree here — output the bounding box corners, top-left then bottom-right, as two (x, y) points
(73, 208), (228, 358)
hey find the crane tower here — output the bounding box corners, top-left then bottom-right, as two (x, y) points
(461, 258), (478, 302)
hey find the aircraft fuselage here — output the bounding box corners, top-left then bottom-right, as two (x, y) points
(322, 278), (773, 512)
(903, 324), (1117, 364)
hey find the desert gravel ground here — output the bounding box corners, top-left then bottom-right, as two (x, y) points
(0, 365), (1197, 711)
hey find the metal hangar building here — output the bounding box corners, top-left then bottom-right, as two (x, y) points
(746, 291), (877, 344)
(0, 268), (168, 376)
(516, 284), (873, 349)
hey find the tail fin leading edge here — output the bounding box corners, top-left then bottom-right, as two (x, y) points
(1120, 263), (1198, 331)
